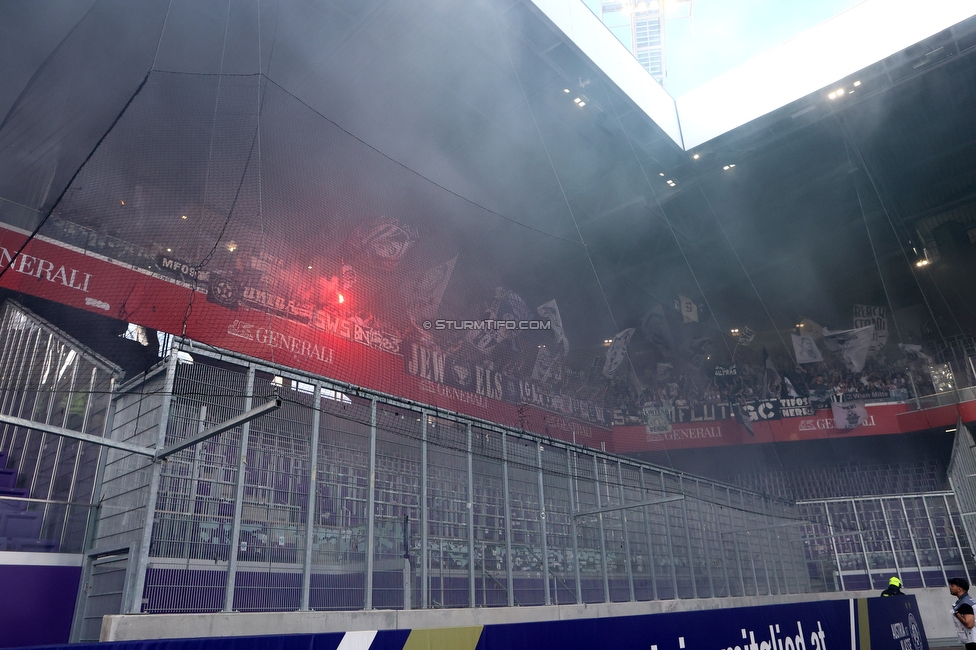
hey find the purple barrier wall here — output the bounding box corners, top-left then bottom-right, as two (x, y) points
(0, 563), (81, 648)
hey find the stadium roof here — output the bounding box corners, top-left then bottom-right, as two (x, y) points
(544, 0), (976, 148)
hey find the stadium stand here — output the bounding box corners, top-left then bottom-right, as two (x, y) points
(1, 1), (976, 648)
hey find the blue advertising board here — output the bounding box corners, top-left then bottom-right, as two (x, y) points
(478, 599), (853, 650)
(862, 596), (928, 650)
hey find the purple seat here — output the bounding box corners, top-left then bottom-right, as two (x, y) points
(0, 498), (27, 512)
(0, 487), (28, 498)
(11, 538), (58, 552)
(0, 469), (15, 488)
(0, 511), (42, 538)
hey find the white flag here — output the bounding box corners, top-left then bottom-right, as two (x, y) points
(791, 333), (824, 364)
(783, 376), (799, 398)
(678, 295), (698, 323)
(738, 326), (755, 346)
(531, 344), (558, 382)
(898, 343), (933, 364)
(603, 328), (635, 378)
(536, 299), (569, 356)
(831, 398), (869, 429)
(822, 325), (874, 372)
(799, 318), (823, 340)
(853, 304), (888, 354)
(405, 257), (456, 324)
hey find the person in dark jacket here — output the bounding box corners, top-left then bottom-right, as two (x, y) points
(881, 576), (905, 596)
(950, 577), (976, 650)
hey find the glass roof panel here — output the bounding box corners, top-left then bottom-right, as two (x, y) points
(582, 0), (864, 97)
(542, 0), (976, 148)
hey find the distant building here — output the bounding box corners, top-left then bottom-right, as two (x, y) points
(596, 0), (693, 84)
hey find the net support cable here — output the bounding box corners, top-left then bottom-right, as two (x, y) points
(841, 129), (907, 343)
(697, 189), (794, 364)
(0, 72), (151, 286)
(836, 116), (951, 349)
(574, 494), (684, 518)
(489, 7), (638, 381)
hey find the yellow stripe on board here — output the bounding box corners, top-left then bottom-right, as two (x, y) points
(857, 598), (871, 650)
(402, 626), (484, 650)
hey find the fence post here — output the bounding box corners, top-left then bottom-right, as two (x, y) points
(365, 399), (376, 609)
(300, 381), (322, 610)
(130, 353), (178, 614)
(223, 365), (255, 612)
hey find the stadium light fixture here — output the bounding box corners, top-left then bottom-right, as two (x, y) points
(853, 80), (861, 87)
(693, 154), (700, 159)
(563, 88), (570, 93)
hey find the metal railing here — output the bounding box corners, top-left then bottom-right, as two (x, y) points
(115, 346), (810, 614)
(0, 495), (96, 553)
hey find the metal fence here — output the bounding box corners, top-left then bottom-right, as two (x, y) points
(121, 344), (810, 613)
(797, 491), (975, 591)
(0, 302), (118, 553)
(948, 422), (976, 580)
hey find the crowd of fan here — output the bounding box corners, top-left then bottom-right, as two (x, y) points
(608, 354), (929, 421)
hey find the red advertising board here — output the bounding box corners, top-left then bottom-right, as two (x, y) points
(610, 401), (937, 452)
(0, 226), (611, 448)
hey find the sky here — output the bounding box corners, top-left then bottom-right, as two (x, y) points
(585, 0), (865, 96)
